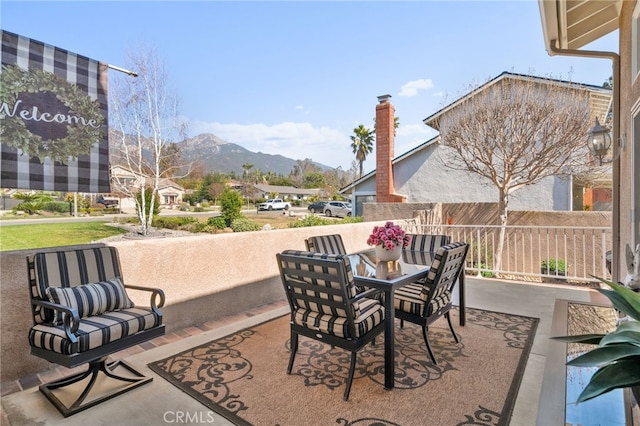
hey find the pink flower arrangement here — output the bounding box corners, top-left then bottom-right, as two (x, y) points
(367, 221), (411, 251)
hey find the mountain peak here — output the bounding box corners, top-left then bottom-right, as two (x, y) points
(179, 133), (330, 175)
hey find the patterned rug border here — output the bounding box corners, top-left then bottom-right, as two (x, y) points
(148, 307), (539, 426)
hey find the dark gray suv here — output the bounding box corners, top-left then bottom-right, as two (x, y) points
(307, 201), (328, 214)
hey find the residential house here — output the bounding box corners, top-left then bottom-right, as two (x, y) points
(252, 184), (322, 201)
(109, 165), (185, 209)
(537, 0), (639, 283)
(340, 72), (612, 217)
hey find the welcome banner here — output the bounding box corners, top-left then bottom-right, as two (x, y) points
(0, 30), (110, 192)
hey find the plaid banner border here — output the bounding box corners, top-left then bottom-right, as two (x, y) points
(0, 30), (110, 193)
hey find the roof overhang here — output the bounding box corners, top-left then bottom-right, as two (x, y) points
(538, 0), (621, 51)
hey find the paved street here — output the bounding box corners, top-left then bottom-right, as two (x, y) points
(0, 206), (313, 226)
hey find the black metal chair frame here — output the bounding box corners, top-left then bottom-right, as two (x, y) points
(277, 251), (384, 400)
(396, 243), (469, 365)
(26, 251), (166, 417)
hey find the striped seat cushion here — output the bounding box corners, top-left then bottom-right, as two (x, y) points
(46, 277), (134, 323)
(292, 298), (384, 339)
(28, 307), (162, 355)
(394, 283), (452, 316)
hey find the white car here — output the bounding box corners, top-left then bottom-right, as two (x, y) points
(324, 201), (352, 218)
(258, 198), (290, 211)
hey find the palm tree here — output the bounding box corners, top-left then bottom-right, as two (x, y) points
(350, 125), (374, 178)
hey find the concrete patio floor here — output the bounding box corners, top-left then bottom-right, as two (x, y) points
(1, 277), (608, 426)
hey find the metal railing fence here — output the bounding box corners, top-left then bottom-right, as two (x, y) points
(403, 223), (612, 283)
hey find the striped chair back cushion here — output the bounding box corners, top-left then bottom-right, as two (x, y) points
(305, 234), (347, 255)
(406, 234), (451, 253)
(278, 250), (359, 318)
(30, 247), (124, 324)
(421, 242), (469, 301)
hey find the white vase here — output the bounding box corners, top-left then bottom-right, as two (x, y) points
(375, 245), (402, 262)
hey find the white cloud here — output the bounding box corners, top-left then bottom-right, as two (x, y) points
(188, 120), (353, 169)
(398, 79), (434, 97)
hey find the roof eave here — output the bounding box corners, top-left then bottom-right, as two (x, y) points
(538, 0), (620, 53)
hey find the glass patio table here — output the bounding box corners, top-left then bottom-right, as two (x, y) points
(348, 248), (466, 390)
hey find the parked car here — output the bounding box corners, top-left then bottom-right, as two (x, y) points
(307, 201), (328, 214)
(324, 201), (352, 218)
(258, 198), (290, 211)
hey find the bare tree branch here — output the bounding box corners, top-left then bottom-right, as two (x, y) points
(436, 76), (601, 272)
(109, 45), (189, 235)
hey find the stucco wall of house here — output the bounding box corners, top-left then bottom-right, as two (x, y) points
(354, 142), (571, 213)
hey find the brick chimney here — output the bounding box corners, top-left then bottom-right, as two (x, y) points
(375, 94), (406, 203)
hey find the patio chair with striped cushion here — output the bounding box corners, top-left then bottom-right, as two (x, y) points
(304, 234), (347, 255)
(394, 242), (469, 365)
(405, 234), (451, 252)
(276, 250), (385, 400)
(26, 247), (165, 417)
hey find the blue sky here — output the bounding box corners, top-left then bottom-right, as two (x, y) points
(1, 1), (618, 173)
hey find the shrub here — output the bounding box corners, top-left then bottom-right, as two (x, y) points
(341, 216), (363, 224)
(207, 216), (227, 230)
(40, 201), (70, 214)
(201, 225), (221, 234)
(287, 214), (363, 228)
(153, 216), (197, 230)
(230, 218), (261, 232)
(541, 258), (566, 273)
(179, 222), (207, 233)
(478, 263), (496, 278)
(13, 202), (39, 215)
(288, 215), (333, 228)
(219, 187), (243, 226)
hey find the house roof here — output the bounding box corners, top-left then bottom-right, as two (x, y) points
(110, 165), (184, 192)
(538, 0), (621, 51)
(253, 184), (320, 196)
(158, 179), (185, 192)
(423, 71), (612, 130)
(341, 71), (612, 195)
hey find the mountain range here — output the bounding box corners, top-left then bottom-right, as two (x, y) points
(178, 133), (331, 176)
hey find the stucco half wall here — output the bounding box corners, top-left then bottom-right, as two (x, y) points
(0, 222), (376, 383)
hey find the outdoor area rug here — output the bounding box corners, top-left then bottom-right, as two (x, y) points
(148, 308), (538, 426)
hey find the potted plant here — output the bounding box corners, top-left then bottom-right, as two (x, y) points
(541, 258), (566, 276)
(367, 221), (411, 262)
(552, 277), (640, 403)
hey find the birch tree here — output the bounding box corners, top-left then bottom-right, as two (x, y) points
(109, 46), (188, 235)
(436, 76), (594, 272)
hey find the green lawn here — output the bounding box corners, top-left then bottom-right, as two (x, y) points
(0, 222), (128, 251)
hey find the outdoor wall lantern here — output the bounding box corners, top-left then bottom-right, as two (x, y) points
(586, 117), (613, 165)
